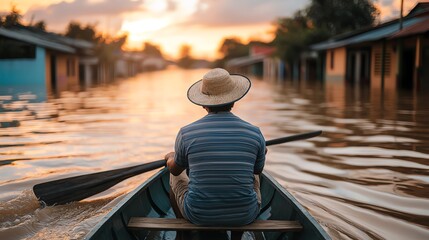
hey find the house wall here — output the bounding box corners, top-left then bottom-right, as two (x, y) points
(45, 53), (79, 93)
(325, 47), (347, 81)
(369, 42), (398, 110)
(56, 54), (68, 92)
(57, 54), (79, 92)
(69, 56), (79, 90)
(115, 59), (128, 78)
(0, 46), (46, 88)
(370, 42), (398, 92)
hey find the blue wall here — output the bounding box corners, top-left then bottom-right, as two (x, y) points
(0, 46), (47, 101)
(0, 46), (46, 87)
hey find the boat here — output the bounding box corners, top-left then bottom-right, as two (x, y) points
(84, 168), (331, 240)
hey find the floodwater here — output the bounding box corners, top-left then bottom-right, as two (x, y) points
(0, 68), (428, 240)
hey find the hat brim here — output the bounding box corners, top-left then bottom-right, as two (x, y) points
(187, 74), (251, 107)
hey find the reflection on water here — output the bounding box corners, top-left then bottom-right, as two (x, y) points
(0, 68), (428, 239)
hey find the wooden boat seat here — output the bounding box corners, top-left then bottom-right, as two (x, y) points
(128, 217), (303, 232)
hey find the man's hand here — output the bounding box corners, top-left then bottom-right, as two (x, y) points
(165, 152), (175, 162)
(164, 151), (185, 176)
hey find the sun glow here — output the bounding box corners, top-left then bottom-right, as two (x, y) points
(120, 17), (170, 42)
(122, 23), (274, 60)
(4, 0), (421, 61)
(145, 0), (168, 12)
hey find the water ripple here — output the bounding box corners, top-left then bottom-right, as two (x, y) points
(1, 69), (429, 239)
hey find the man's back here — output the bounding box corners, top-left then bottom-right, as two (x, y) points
(174, 112), (265, 226)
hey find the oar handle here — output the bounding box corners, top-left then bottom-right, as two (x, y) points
(266, 130), (322, 146)
(33, 130), (322, 206)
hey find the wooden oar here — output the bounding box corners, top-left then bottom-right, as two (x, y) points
(33, 130), (322, 206)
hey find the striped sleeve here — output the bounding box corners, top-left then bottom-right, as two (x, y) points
(174, 129), (188, 168)
(253, 128), (266, 173)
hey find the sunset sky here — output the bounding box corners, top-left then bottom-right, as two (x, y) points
(0, 0), (426, 60)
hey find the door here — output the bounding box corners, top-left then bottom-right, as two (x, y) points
(399, 48), (415, 89)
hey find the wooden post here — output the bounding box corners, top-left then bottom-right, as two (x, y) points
(355, 52), (362, 85)
(381, 40), (386, 91)
(396, 39), (404, 88)
(414, 36), (421, 92)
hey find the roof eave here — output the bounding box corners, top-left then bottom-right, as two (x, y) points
(0, 28), (76, 53)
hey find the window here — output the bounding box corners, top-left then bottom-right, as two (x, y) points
(0, 37), (36, 59)
(374, 49), (391, 77)
(330, 50), (335, 70)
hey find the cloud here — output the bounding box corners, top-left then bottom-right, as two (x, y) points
(26, 0), (144, 32)
(23, 0), (309, 33)
(185, 0), (309, 26)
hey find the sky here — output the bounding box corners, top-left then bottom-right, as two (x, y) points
(0, 0), (426, 60)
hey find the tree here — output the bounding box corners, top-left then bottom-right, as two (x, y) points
(64, 21), (128, 63)
(0, 6), (45, 31)
(96, 34), (128, 62)
(273, 11), (328, 62)
(65, 21), (100, 43)
(271, 0), (379, 79)
(213, 38), (250, 67)
(142, 42), (163, 57)
(307, 0), (379, 36)
(218, 38), (249, 60)
(32, 21), (46, 31)
(272, 11), (330, 79)
(0, 6), (23, 27)
(177, 44), (194, 68)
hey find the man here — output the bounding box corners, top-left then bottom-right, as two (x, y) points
(165, 68), (266, 226)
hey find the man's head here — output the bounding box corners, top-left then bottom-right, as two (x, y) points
(187, 68), (251, 109)
(204, 103), (234, 113)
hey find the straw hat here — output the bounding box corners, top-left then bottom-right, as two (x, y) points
(187, 68), (251, 107)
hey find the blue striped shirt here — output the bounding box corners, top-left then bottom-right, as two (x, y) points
(174, 112), (265, 226)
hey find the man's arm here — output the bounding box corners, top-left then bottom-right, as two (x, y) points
(254, 147), (268, 175)
(165, 152), (185, 176)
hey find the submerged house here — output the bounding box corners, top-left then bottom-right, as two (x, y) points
(0, 26), (101, 98)
(226, 45), (284, 80)
(115, 51), (147, 77)
(311, 2), (429, 91)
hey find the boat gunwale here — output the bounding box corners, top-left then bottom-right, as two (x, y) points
(262, 170), (331, 240)
(83, 168), (167, 239)
(84, 167), (331, 240)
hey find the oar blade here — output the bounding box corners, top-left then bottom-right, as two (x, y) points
(33, 160), (166, 206)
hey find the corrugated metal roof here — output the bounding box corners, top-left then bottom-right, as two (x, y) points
(0, 27), (75, 53)
(16, 28), (94, 49)
(226, 55), (266, 68)
(311, 16), (428, 50)
(390, 17), (429, 38)
(59, 37), (94, 49)
(11, 27), (94, 50)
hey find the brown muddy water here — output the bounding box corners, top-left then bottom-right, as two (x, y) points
(0, 68), (428, 240)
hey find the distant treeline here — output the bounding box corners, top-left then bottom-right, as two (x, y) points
(1, 0), (379, 71)
(215, 0), (379, 74)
